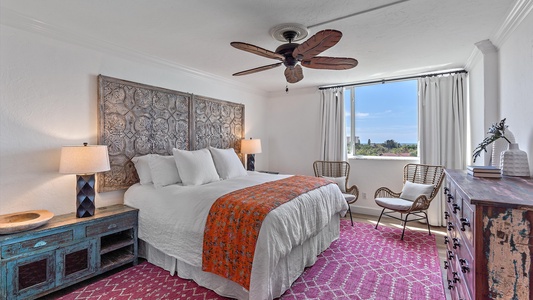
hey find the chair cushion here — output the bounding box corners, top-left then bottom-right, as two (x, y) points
(343, 193), (356, 203)
(375, 197), (414, 211)
(399, 181), (434, 201)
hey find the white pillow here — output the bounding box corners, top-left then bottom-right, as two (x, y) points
(323, 176), (346, 193)
(131, 154), (153, 185)
(399, 181), (434, 201)
(209, 147), (247, 180)
(149, 155), (182, 188)
(173, 148), (220, 186)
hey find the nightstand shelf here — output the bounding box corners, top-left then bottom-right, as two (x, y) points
(0, 204), (138, 300)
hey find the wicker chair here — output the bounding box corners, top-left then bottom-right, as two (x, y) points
(313, 160), (360, 226)
(374, 163), (445, 240)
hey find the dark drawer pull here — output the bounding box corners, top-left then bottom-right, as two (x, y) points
(444, 211), (450, 220)
(459, 258), (470, 273)
(452, 203), (460, 214)
(444, 260), (449, 269)
(447, 222), (454, 231)
(447, 195), (454, 203)
(448, 250), (454, 260)
(444, 236), (449, 244)
(444, 187), (449, 195)
(453, 238), (461, 249)
(453, 272), (460, 283)
(460, 218), (471, 231)
(447, 279), (454, 290)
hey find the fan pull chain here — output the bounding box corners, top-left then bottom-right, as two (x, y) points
(285, 84), (289, 93)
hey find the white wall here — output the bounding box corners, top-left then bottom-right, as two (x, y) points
(0, 25), (269, 215)
(499, 10), (533, 175)
(467, 8), (532, 175)
(267, 88), (322, 176)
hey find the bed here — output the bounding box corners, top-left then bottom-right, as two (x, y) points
(97, 75), (348, 299)
(125, 171), (347, 300)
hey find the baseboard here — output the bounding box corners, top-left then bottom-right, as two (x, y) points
(349, 205), (383, 217)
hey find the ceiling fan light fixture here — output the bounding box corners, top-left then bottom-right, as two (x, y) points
(269, 23), (309, 42)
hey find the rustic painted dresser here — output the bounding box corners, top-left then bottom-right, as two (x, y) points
(0, 204), (138, 300)
(443, 169), (533, 300)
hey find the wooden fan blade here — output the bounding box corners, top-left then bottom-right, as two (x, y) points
(233, 63), (283, 76)
(301, 56), (358, 70)
(284, 65), (304, 83)
(292, 30), (342, 60)
(231, 42), (284, 61)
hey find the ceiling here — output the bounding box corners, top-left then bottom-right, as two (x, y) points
(0, 0), (517, 93)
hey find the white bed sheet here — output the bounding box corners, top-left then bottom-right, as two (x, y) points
(124, 172), (348, 300)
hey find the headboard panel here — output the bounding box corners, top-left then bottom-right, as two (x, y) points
(97, 75), (244, 192)
(191, 95), (244, 151)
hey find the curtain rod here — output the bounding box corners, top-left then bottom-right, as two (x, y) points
(318, 69), (468, 90)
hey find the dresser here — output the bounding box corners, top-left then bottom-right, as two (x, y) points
(0, 205), (138, 300)
(443, 170), (533, 300)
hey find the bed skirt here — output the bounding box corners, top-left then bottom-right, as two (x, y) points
(139, 214), (341, 300)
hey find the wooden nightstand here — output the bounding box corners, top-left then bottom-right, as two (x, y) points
(258, 170), (279, 174)
(0, 204), (138, 300)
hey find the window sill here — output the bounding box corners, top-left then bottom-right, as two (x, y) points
(348, 155), (420, 161)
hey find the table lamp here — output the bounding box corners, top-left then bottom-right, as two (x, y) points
(59, 143), (110, 218)
(241, 138), (262, 171)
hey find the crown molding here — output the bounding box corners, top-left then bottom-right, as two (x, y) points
(464, 0), (532, 70)
(491, 0), (533, 47)
(0, 7), (267, 97)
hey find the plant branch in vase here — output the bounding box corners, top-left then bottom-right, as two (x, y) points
(472, 118), (510, 163)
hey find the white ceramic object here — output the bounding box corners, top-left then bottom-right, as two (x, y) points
(500, 143), (530, 177)
(0, 210), (54, 234)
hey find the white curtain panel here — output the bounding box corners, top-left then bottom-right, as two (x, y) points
(319, 88), (346, 161)
(418, 73), (467, 226)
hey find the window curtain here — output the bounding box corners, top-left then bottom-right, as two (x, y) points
(418, 73), (466, 226)
(319, 88), (346, 161)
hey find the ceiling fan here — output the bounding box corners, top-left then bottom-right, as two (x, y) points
(230, 25), (358, 84)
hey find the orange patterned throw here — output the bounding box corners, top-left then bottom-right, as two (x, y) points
(202, 175), (332, 289)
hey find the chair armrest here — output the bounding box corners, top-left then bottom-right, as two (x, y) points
(346, 185), (359, 204)
(409, 195), (431, 212)
(374, 187), (401, 198)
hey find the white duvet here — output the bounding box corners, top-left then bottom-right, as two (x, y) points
(124, 172), (348, 299)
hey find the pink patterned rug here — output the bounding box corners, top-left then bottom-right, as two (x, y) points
(58, 220), (445, 300)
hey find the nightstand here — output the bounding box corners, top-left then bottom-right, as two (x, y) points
(0, 204), (138, 300)
(258, 170), (279, 174)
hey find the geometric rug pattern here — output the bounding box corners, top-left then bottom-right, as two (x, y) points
(58, 219), (445, 300)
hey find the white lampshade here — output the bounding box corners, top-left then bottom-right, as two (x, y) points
(59, 144), (111, 174)
(241, 139), (262, 154)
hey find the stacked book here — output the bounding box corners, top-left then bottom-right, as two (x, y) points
(467, 165), (502, 178)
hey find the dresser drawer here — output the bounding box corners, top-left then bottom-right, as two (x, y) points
(1, 230), (73, 259)
(86, 214), (136, 237)
(459, 197), (474, 247)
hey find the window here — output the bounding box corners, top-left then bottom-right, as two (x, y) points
(344, 80), (418, 157)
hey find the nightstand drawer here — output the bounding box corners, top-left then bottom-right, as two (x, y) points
(86, 214), (136, 237)
(2, 230), (73, 259)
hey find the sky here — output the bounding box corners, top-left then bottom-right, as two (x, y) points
(345, 80), (418, 144)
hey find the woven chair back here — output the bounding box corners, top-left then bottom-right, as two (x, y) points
(403, 163), (445, 198)
(313, 161), (351, 180)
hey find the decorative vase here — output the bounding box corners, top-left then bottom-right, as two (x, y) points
(500, 143), (530, 176)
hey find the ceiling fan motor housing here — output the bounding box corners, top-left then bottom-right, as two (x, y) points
(275, 43), (299, 68)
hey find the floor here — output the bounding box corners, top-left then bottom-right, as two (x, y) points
(350, 212), (451, 300)
(42, 213), (450, 300)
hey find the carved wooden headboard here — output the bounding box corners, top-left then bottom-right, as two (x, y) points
(97, 75), (244, 192)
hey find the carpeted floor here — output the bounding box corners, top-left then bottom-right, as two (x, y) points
(56, 219), (445, 300)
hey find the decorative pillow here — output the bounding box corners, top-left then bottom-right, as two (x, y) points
(399, 181), (434, 201)
(208, 147), (247, 180)
(131, 154), (153, 185)
(149, 155), (182, 189)
(323, 176), (347, 193)
(173, 148), (220, 186)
